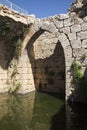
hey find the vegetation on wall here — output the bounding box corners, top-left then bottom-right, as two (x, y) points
(0, 16), (30, 93)
(14, 38), (23, 60)
(9, 61), (21, 93)
(71, 60), (87, 101)
(1, 21), (12, 36)
(71, 60), (83, 85)
(11, 62), (18, 78)
(80, 53), (87, 63)
(9, 25), (29, 93)
(9, 81), (21, 93)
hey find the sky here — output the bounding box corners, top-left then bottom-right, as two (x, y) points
(6, 0), (74, 18)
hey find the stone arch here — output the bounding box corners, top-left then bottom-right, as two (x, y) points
(58, 33), (73, 101)
(18, 26), (73, 101)
(17, 28), (46, 94)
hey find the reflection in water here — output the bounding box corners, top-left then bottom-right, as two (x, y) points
(0, 92), (65, 130)
(0, 92), (35, 130)
(0, 92), (87, 130)
(50, 104), (65, 130)
(29, 92), (65, 130)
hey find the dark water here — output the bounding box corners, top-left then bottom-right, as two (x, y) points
(66, 103), (87, 130)
(0, 92), (86, 130)
(0, 92), (65, 130)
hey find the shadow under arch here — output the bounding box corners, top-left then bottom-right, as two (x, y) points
(24, 30), (72, 99)
(21, 31), (73, 130)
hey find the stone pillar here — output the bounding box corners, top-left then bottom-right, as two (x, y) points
(17, 49), (35, 94)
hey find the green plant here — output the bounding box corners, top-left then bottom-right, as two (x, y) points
(0, 21), (12, 36)
(11, 62), (18, 78)
(71, 60), (83, 85)
(4, 22), (11, 30)
(80, 53), (87, 63)
(42, 49), (44, 53)
(71, 60), (87, 102)
(10, 81), (21, 93)
(22, 26), (29, 34)
(15, 38), (23, 59)
(14, 82), (21, 91)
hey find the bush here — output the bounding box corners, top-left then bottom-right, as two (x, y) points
(71, 60), (83, 85)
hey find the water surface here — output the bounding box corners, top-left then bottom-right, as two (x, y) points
(67, 103), (87, 130)
(0, 92), (65, 130)
(0, 92), (86, 130)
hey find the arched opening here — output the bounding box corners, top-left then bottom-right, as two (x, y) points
(26, 30), (66, 98)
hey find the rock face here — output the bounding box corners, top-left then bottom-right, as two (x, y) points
(0, 2), (87, 103)
(68, 0), (87, 18)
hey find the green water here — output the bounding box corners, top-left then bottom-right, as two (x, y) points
(0, 92), (65, 130)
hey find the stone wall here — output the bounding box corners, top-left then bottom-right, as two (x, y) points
(28, 32), (65, 94)
(0, 1), (87, 103)
(39, 14), (87, 102)
(0, 8), (36, 94)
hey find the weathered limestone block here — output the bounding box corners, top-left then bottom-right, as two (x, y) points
(0, 86), (8, 93)
(71, 39), (81, 48)
(22, 68), (28, 74)
(74, 17), (83, 24)
(64, 18), (74, 27)
(48, 23), (56, 32)
(66, 83), (72, 100)
(42, 39), (54, 44)
(58, 34), (70, 49)
(54, 20), (63, 28)
(41, 50), (54, 58)
(53, 38), (58, 43)
(72, 48), (85, 58)
(77, 31), (87, 39)
(28, 15), (36, 24)
(81, 22), (87, 31)
(82, 39), (87, 48)
(41, 21), (56, 32)
(57, 14), (69, 20)
(0, 5), (28, 25)
(58, 33), (68, 43)
(40, 21), (50, 30)
(53, 31), (60, 37)
(71, 25), (81, 32)
(64, 46), (72, 58)
(66, 58), (74, 66)
(68, 33), (76, 41)
(83, 16), (87, 22)
(0, 68), (7, 74)
(59, 27), (70, 34)
(66, 74), (73, 83)
(61, 40), (70, 49)
(0, 73), (7, 79)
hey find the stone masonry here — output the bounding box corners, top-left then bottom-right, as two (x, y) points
(0, 0), (87, 103)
